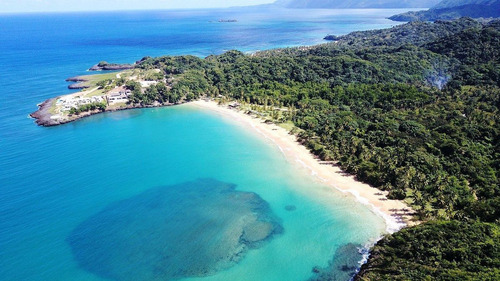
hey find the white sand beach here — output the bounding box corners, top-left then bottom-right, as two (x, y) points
(189, 100), (416, 233)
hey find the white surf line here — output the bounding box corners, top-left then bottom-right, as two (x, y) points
(335, 187), (405, 234)
(240, 112), (406, 233)
(191, 102), (408, 234)
(278, 137), (404, 232)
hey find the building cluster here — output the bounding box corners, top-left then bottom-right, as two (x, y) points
(56, 95), (106, 112)
(107, 87), (132, 104)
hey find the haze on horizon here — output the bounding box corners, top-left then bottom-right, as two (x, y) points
(0, 0), (275, 14)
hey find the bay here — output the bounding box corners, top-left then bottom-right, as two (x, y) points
(0, 7), (411, 281)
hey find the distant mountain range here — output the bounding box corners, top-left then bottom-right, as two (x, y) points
(273, 0), (440, 9)
(433, 0), (499, 8)
(269, 0), (500, 22)
(389, 0), (500, 21)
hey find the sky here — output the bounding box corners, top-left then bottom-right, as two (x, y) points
(0, 0), (275, 13)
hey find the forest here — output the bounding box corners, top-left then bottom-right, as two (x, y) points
(126, 18), (499, 280)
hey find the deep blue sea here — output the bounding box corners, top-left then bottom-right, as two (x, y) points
(0, 7), (410, 281)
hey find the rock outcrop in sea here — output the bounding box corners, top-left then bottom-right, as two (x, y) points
(88, 62), (134, 71)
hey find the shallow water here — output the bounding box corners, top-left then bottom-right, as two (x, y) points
(0, 7), (410, 280)
(68, 179), (283, 281)
(1, 105), (387, 281)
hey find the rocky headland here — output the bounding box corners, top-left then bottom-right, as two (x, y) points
(89, 62), (134, 71)
(323, 35), (340, 41)
(30, 97), (177, 127)
(65, 76), (91, 89)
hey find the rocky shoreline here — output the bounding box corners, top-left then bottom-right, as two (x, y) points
(30, 98), (178, 127)
(66, 76), (89, 82)
(30, 98), (61, 126)
(89, 63), (134, 71)
(30, 98), (105, 126)
(68, 83), (91, 89)
(65, 76), (91, 89)
(88, 57), (149, 71)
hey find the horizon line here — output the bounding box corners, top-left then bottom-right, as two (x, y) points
(0, 5), (429, 16)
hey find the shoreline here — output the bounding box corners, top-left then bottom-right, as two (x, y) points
(30, 97), (180, 127)
(188, 100), (416, 234)
(31, 96), (416, 232)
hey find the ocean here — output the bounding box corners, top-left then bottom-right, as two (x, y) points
(0, 7), (409, 281)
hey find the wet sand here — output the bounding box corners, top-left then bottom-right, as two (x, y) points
(189, 100), (416, 233)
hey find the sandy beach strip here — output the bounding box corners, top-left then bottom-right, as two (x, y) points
(189, 100), (416, 233)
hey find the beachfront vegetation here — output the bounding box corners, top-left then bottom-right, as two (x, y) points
(82, 17), (499, 279)
(69, 102), (107, 115)
(356, 220), (500, 280)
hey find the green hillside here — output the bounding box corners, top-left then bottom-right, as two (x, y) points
(390, 0), (500, 21)
(90, 18), (500, 280)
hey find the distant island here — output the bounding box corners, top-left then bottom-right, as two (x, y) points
(31, 17), (500, 281)
(218, 19), (237, 22)
(390, 0), (500, 21)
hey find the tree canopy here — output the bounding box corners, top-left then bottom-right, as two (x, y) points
(123, 17), (500, 280)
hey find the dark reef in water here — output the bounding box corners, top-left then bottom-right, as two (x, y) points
(309, 243), (365, 281)
(67, 179), (283, 281)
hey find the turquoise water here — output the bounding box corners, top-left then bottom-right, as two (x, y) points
(1, 106), (386, 280)
(68, 178), (284, 281)
(0, 7), (408, 281)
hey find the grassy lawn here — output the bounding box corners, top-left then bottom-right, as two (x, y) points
(278, 120), (296, 132)
(108, 102), (128, 109)
(82, 72), (121, 83)
(83, 89), (106, 97)
(72, 70), (134, 88)
(48, 99), (58, 115)
(141, 69), (163, 81)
